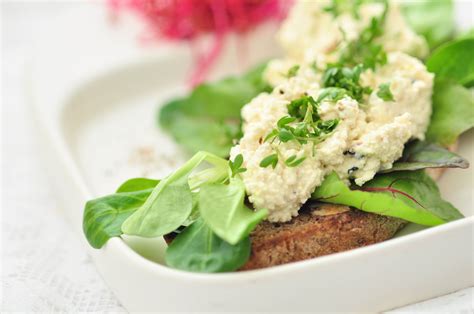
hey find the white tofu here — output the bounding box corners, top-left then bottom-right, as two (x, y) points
(231, 53), (433, 222)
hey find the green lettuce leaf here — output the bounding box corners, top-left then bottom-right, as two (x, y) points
(83, 188), (153, 249)
(383, 141), (469, 172)
(312, 171), (463, 226)
(159, 63), (270, 157)
(121, 176), (192, 237)
(401, 0), (455, 49)
(460, 28), (474, 39)
(165, 218), (251, 273)
(121, 151), (227, 237)
(199, 179), (268, 245)
(159, 106), (241, 157)
(116, 178), (160, 193)
(426, 79), (474, 146)
(427, 37), (474, 86)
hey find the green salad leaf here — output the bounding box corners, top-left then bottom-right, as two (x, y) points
(121, 177), (192, 237)
(199, 179), (267, 245)
(427, 37), (474, 86)
(401, 0), (455, 49)
(382, 141), (469, 173)
(83, 149), (268, 264)
(159, 63), (270, 157)
(312, 171), (463, 226)
(116, 178), (160, 193)
(121, 151), (227, 237)
(159, 100), (241, 157)
(83, 188), (153, 249)
(426, 79), (474, 146)
(229, 154), (247, 177)
(460, 28), (474, 39)
(165, 218), (251, 273)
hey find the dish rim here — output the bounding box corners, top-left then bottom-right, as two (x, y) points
(104, 216), (473, 281)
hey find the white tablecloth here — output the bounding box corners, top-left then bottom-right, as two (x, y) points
(1, 2), (472, 312)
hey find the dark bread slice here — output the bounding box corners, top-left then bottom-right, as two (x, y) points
(240, 202), (405, 270)
(240, 142), (460, 270)
(164, 202), (406, 271)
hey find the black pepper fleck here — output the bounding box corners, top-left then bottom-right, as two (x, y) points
(348, 166), (359, 174)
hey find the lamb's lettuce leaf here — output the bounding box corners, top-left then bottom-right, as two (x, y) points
(424, 35), (474, 145)
(401, 0), (455, 49)
(121, 151), (227, 237)
(383, 141), (469, 172)
(159, 100), (242, 157)
(461, 28), (474, 39)
(312, 171), (463, 226)
(83, 178), (163, 248)
(121, 175), (193, 237)
(427, 37), (474, 86)
(426, 79), (474, 146)
(165, 218), (251, 273)
(83, 150), (267, 263)
(83, 188), (153, 249)
(116, 178), (160, 193)
(199, 179), (267, 245)
(159, 63), (270, 157)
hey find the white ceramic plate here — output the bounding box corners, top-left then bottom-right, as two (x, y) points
(30, 2), (474, 312)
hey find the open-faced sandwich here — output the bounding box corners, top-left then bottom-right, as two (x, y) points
(83, 0), (473, 272)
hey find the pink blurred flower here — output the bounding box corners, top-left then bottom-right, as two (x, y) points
(109, 0), (290, 85)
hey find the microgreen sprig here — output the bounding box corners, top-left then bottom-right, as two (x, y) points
(260, 95), (340, 169)
(322, 64), (373, 102)
(259, 153), (279, 169)
(377, 83), (394, 101)
(323, 0), (365, 19)
(337, 0), (389, 69)
(285, 155), (306, 167)
(229, 154), (247, 177)
(287, 65), (300, 78)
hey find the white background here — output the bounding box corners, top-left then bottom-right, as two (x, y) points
(1, 1), (473, 312)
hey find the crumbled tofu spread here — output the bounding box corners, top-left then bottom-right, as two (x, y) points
(230, 52), (433, 222)
(277, 0), (428, 65)
(265, 1), (429, 88)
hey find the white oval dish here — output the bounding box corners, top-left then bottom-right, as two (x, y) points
(29, 2), (474, 312)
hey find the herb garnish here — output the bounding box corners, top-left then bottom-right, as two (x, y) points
(260, 96), (340, 168)
(376, 82), (394, 101)
(229, 154), (247, 177)
(316, 87), (350, 103)
(259, 153), (279, 169)
(337, 0), (389, 69)
(285, 155), (307, 167)
(323, 0), (364, 19)
(287, 65), (300, 78)
(322, 64), (372, 101)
